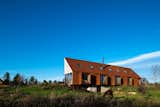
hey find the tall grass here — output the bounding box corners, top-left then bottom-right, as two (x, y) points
(0, 85), (160, 107)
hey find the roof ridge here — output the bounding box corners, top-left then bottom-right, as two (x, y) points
(65, 57), (130, 69)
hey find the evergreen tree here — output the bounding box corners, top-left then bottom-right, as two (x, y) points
(3, 72), (10, 85)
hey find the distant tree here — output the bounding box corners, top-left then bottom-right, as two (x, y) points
(24, 78), (28, 85)
(35, 79), (38, 85)
(29, 76), (36, 85)
(49, 80), (52, 84)
(3, 72), (10, 85)
(13, 73), (24, 86)
(151, 65), (160, 83)
(53, 80), (57, 84)
(43, 80), (48, 86)
(141, 77), (149, 86)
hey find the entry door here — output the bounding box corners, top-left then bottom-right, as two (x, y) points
(107, 77), (111, 86)
(91, 75), (96, 86)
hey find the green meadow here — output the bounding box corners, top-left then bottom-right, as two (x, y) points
(0, 84), (160, 107)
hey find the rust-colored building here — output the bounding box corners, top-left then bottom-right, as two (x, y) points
(0, 79), (3, 85)
(64, 57), (141, 87)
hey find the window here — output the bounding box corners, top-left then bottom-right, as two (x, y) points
(89, 65), (94, 69)
(100, 75), (107, 85)
(100, 75), (105, 84)
(128, 77), (133, 86)
(115, 76), (121, 85)
(82, 73), (88, 84)
(76, 64), (81, 68)
(65, 73), (72, 84)
(139, 80), (142, 85)
(82, 73), (88, 81)
(100, 66), (104, 70)
(108, 68), (112, 72)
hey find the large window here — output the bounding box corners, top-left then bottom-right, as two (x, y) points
(82, 73), (88, 84)
(100, 75), (105, 84)
(65, 73), (72, 85)
(128, 77), (133, 86)
(100, 75), (108, 85)
(115, 76), (121, 86)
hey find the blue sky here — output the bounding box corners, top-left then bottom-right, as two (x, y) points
(0, 0), (160, 82)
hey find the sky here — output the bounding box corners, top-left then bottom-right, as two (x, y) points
(0, 0), (160, 82)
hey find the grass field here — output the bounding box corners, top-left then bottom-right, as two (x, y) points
(0, 84), (160, 107)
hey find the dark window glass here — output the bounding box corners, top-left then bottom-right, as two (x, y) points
(82, 73), (88, 80)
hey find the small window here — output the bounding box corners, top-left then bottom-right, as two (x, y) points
(100, 66), (104, 70)
(115, 76), (121, 85)
(108, 68), (112, 72)
(89, 65), (94, 69)
(77, 64), (81, 68)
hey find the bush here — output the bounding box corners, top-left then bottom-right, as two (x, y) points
(137, 86), (146, 94)
(1, 85), (160, 107)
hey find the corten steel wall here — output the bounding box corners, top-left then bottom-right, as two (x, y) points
(65, 58), (141, 87)
(72, 70), (140, 86)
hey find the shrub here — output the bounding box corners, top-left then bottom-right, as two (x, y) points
(137, 86), (146, 94)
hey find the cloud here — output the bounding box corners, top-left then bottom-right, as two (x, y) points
(108, 51), (160, 82)
(109, 51), (160, 66)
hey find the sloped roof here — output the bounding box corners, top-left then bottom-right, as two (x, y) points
(65, 57), (141, 79)
(0, 78), (3, 82)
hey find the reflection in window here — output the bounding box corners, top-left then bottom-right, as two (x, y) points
(115, 76), (121, 85)
(100, 75), (107, 85)
(65, 73), (72, 85)
(128, 77), (133, 86)
(100, 66), (104, 70)
(108, 68), (112, 72)
(89, 65), (94, 69)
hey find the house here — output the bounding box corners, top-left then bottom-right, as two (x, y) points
(64, 57), (141, 87)
(0, 79), (3, 85)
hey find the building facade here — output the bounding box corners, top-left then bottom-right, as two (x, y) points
(64, 57), (141, 87)
(0, 79), (3, 85)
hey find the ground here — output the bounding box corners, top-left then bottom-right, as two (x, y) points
(0, 84), (160, 107)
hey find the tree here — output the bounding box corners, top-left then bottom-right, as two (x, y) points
(141, 77), (149, 86)
(3, 72), (10, 85)
(13, 73), (24, 86)
(35, 79), (38, 85)
(29, 76), (38, 85)
(49, 80), (52, 84)
(43, 80), (48, 86)
(151, 65), (160, 83)
(24, 78), (28, 85)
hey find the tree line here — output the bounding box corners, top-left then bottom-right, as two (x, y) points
(0, 72), (38, 86)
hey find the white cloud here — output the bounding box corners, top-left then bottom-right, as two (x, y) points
(108, 51), (160, 82)
(109, 51), (160, 66)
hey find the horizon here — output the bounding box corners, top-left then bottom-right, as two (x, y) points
(1, 0), (160, 82)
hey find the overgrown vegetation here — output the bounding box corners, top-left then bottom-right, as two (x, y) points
(1, 72), (160, 107)
(0, 84), (160, 107)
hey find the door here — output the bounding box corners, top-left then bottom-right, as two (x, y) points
(107, 77), (111, 86)
(91, 75), (96, 86)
